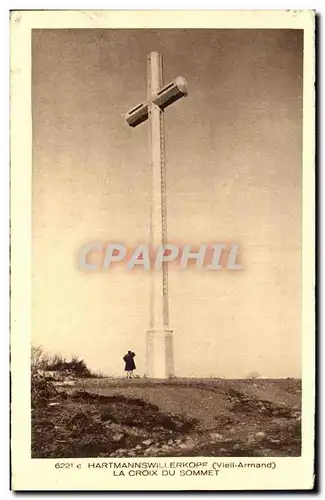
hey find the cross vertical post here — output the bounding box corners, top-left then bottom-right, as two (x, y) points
(125, 51), (187, 379)
(146, 52), (173, 379)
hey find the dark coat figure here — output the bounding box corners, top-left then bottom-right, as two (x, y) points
(123, 351), (136, 377)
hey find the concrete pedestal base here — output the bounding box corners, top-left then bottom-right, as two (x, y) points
(146, 329), (174, 379)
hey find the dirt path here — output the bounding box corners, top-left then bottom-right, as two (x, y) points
(32, 378), (301, 458)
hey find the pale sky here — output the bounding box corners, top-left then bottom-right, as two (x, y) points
(32, 29), (302, 378)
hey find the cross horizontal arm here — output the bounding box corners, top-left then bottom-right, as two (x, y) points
(126, 76), (188, 127)
(126, 101), (149, 127)
(154, 76), (188, 110)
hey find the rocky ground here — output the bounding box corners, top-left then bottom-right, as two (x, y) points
(31, 377), (301, 458)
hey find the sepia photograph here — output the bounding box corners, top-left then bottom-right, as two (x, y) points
(10, 10), (315, 491)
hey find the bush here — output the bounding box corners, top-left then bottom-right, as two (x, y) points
(31, 345), (52, 373)
(46, 355), (92, 378)
(31, 345), (97, 378)
(31, 377), (59, 407)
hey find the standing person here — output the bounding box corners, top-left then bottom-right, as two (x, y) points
(123, 350), (136, 379)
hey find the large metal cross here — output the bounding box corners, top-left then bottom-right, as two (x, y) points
(125, 52), (188, 379)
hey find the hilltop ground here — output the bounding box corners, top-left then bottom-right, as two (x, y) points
(31, 377), (301, 458)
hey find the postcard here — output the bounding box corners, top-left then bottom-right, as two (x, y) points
(10, 10), (315, 491)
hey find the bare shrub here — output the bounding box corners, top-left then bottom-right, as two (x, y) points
(46, 356), (91, 377)
(31, 377), (59, 407)
(31, 345), (52, 373)
(31, 345), (105, 378)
